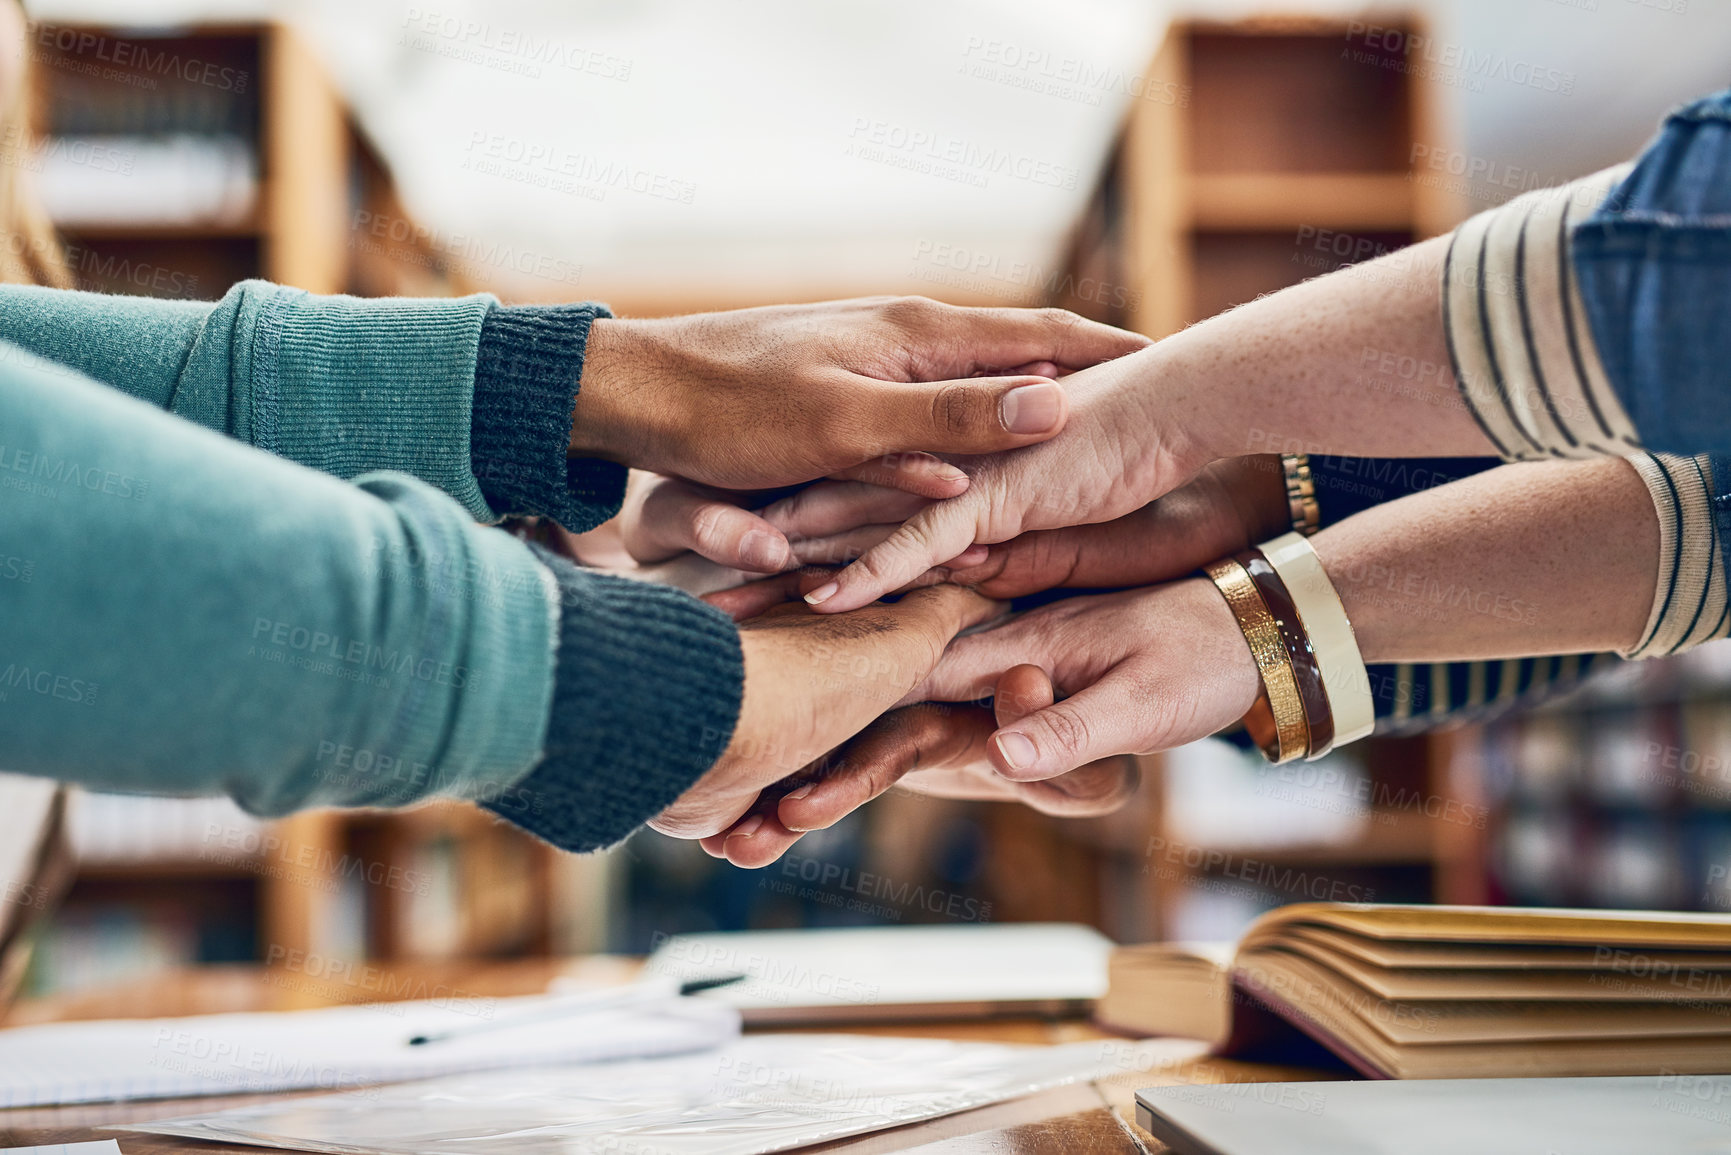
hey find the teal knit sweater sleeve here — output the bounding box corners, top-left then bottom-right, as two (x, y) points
(0, 281), (628, 527)
(0, 287), (743, 850)
(0, 341), (556, 813)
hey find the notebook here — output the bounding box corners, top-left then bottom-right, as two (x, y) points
(1136, 1075), (1731, 1155)
(0, 992), (739, 1107)
(645, 922), (1113, 1024)
(1097, 902), (1731, 1078)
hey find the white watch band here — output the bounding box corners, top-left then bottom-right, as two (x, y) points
(1259, 531), (1375, 748)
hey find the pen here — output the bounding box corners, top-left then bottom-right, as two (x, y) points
(406, 973), (748, 1046)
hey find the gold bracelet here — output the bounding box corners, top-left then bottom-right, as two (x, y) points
(1281, 453), (1320, 536)
(1204, 557), (1310, 763)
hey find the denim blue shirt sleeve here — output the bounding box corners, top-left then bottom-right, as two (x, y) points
(1573, 91), (1731, 456)
(1438, 90), (1731, 658)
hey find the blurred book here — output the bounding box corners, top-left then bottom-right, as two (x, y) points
(1100, 902), (1731, 1079)
(0, 773), (76, 1010)
(1094, 941), (1233, 1044)
(38, 135), (257, 227)
(66, 790), (264, 864)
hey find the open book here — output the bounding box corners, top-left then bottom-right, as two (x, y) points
(1096, 903), (1731, 1079)
(0, 774), (75, 1011)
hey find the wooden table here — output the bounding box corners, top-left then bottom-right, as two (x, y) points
(0, 960), (1333, 1154)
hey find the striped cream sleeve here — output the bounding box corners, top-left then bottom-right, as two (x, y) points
(1621, 453), (1731, 660)
(1442, 164), (1641, 460)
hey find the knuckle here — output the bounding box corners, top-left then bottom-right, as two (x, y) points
(1039, 306), (1083, 336)
(1038, 705), (1093, 758)
(857, 529), (925, 582)
(1021, 533), (1080, 586)
(879, 295), (941, 330)
(687, 502), (732, 550)
(930, 382), (982, 438)
(904, 706), (952, 749)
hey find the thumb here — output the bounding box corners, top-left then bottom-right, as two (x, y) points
(993, 664), (1056, 726)
(988, 668), (1152, 781)
(863, 373), (1068, 457)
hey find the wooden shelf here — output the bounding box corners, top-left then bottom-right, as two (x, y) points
(1189, 173), (1416, 231)
(56, 218), (262, 241)
(1185, 811), (1441, 869)
(27, 22), (558, 979)
(75, 859), (263, 882)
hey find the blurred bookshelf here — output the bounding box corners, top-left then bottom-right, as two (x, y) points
(1477, 646), (1731, 913)
(19, 21), (576, 999)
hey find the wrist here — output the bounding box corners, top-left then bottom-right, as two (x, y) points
(1140, 332), (1244, 468)
(1193, 456), (1290, 556)
(568, 318), (676, 469)
(1170, 576), (1263, 720)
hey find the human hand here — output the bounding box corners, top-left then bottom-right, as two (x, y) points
(800, 343), (1222, 612)
(909, 578), (1262, 781)
(568, 299), (1149, 491)
(941, 456), (1288, 596)
(647, 578), (1002, 841)
(605, 470), (989, 576)
(760, 455), (1290, 597)
(697, 663), (1139, 869)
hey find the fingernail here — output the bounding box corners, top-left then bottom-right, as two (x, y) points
(994, 731), (1037, 772)
(937, 465), (969, 484)
(804, 581), (839, 606)
(953, 544), (989, 567)
(739, 530), (788, 572)
(783, 784), (814, 801)
(728, 815), (764, 839)
(1000, 382), (1062, 435)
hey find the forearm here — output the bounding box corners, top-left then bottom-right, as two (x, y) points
(1145, 235), (1497, 464)
(0, 283), (625, 530)
(1, 343), (741, 850)
(0, 343), (556, 812)
(1312, 458), (1657, 663)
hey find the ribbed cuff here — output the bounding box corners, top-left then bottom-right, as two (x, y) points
(485, 546), (744, 852)
(1622, 453), (1730, 659)
(471, 302), (627, 531)
(1441, 166), (1638, 461)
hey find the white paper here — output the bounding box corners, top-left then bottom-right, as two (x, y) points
(3, 1143), (123, 1155)
(0, 994), (738, 1108)
(125, 1034), (1199, 1155)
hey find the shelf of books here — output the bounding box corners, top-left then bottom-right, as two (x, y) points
(13, 20), (567, 1004)
(1475, 646), (1731, 913)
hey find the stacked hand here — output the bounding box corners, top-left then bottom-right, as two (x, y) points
(649, 454), (1292, 866)
(672, 574), (1144, 866)
(574, 294), (1359, 868)
(622, 229), (1641, 868)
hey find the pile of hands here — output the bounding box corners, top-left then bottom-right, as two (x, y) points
(540, 296), (1291, 867)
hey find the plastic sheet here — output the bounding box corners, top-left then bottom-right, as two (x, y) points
(124, 1034), (1199, 1155)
